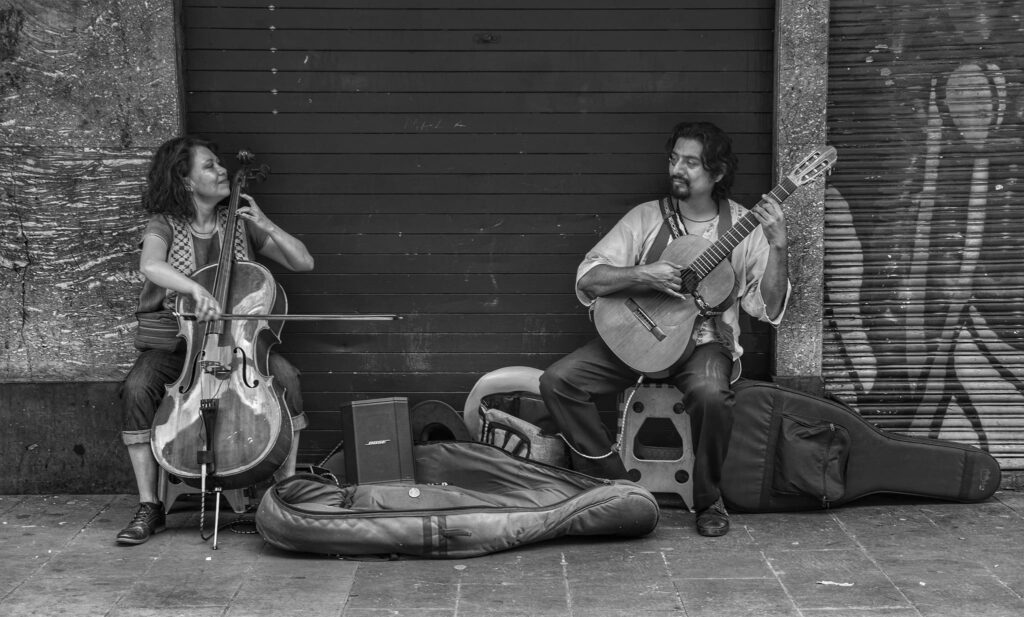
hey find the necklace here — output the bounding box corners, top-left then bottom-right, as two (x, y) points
(671, 198), (717, 223)
(680, 213), (717, 223)
(189, 221), (216, 236)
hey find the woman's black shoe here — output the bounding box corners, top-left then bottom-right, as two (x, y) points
(116, 502), (166, 545)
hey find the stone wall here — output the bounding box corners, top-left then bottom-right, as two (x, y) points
(0, 0), (179, 493)
(0, 0), (180, 382)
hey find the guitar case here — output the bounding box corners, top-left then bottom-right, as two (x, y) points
(255, 440), (659, 558)
(721, 380), (1001, 512)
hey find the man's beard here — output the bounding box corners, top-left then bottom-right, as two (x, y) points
(670, 179), (690, 199)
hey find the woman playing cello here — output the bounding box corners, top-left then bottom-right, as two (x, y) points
(117, 136), (314, 545)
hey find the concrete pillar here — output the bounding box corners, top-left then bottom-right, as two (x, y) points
(772, 0), (831, 394)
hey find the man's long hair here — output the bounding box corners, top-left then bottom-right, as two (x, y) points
(141, 136), (217, 220)
(664, 121), (738, 204)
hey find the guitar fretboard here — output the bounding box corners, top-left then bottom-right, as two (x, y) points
(689, 176), (797, 279)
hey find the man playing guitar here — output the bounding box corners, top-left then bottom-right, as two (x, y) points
(539, 121), (790, 537)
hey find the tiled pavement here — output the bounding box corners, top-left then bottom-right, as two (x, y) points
(1, 490), (1023, 616)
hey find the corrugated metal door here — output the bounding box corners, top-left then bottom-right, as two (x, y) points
(825, 0), (1024, 468)
(180, 0), (776, 460)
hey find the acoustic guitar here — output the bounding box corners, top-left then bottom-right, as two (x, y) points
(592, 146), (837, 378)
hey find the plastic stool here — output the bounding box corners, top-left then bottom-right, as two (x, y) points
(617, 383), (695, 511)
(158, 469), (257, 514)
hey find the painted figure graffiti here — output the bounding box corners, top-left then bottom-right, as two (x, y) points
(825, 1), (1024, 461)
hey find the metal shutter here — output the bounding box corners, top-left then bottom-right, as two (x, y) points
(181, 0), (775, 460)
(825, 0), (1024, 468)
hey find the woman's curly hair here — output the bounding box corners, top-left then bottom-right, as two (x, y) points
(664, 121), (738, 204)
(141, 136), (217, 220)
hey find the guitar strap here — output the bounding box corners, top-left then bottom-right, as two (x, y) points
(644, 198), (680, 265)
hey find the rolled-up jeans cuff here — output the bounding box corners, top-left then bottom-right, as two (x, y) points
(121, 429), (151, 446)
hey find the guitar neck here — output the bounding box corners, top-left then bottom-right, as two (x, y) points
(688, 176), (797, 279)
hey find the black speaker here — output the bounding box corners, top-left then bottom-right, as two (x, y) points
(340, 397), (415, 484)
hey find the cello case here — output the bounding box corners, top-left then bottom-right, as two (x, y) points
(255, 441), (659, 558)
(721, 380), (1001, 512)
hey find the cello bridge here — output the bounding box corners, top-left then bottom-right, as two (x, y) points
(199, 360), (231, 377)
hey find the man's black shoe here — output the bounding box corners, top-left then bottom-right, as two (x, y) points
(116, 502), (166, 545)
(696, 497), (730, 537)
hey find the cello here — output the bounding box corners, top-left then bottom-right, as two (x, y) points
(150, 150), (399, 547)
(150, 151), (293, 493)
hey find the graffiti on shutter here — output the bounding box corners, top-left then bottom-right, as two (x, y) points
(824, 1), (1024, 468)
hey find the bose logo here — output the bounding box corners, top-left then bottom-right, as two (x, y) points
(365, 439), (391, 446)
(978, 468), (991, 492)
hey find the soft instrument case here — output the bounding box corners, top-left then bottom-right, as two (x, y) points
(721, 380), (1001, 512)
(255, 441), (659, 558)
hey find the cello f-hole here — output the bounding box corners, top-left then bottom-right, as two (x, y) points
(179, 349), (205, 393)
(234, 347), (259, 388)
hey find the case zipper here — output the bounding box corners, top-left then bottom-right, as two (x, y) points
(822, 422), (837, 508)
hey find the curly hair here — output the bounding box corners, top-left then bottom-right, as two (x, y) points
(140, 136), (217, 220)
(664, 121), (738, 203)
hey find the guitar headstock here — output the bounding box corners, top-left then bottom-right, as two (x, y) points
(787, 146), (838, 187)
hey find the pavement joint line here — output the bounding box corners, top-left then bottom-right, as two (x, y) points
(337, 574), (355, 617)
(1, 495), (118, 605)
(680, 576), (774, 580)
(80, 494), (120, 538)
(660, 549), (690, 616)
(995, 492), (1024, 518)
(739, 522), (756, 542)
(760, 548), (805, 617)
(914, 506), (956, 533)
(979, 559), (1024, 602)
(453, 562), (464, 617)
(0, 495), (27, 517)
(560, 551), (574, 617)
(829, 510), (923, 617)
(772, 547), (870, 553)
(224, 541), (259, 609)
(802, 605), (916, 611)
